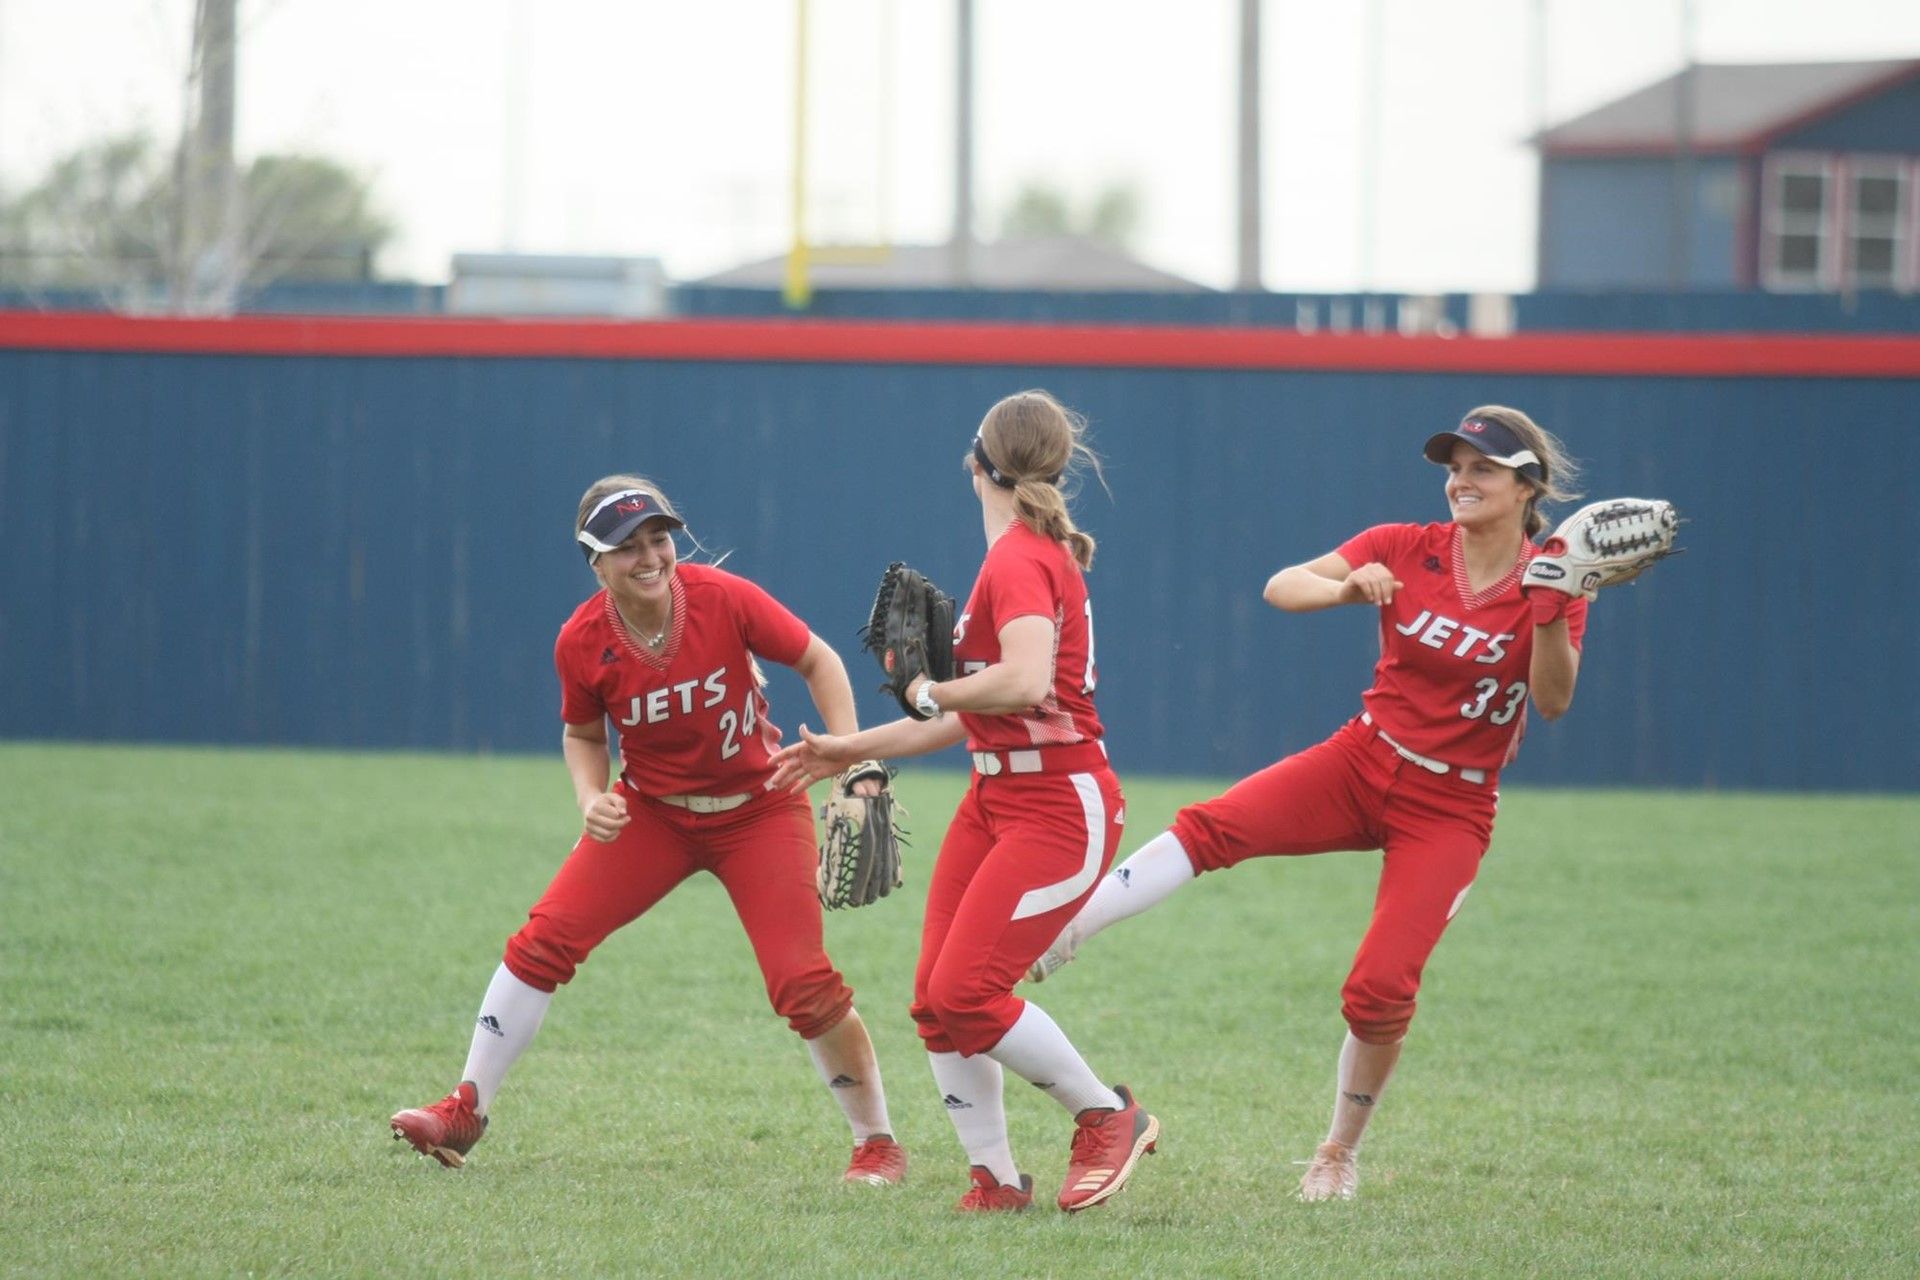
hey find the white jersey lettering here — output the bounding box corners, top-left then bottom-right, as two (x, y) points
(1395, 608), (1517, 666)
(617, 665), (732, 727)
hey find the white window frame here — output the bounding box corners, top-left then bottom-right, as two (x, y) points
(1760, 153), (1835, 292)
(1841, 156), (1909, 292)
(1762, 151), (1918, 294)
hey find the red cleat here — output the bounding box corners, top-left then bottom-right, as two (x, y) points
(390, 1082), (488, 1169)
(843, 1134), (908, 1185)
(955, 1165), (1034, 1212)
(1057, 1084), (1158, 1212)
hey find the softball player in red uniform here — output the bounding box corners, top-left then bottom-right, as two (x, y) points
(1028, 405), (1589, 1201)
(770, 390), (1158, 1214)
(391, 474), (907, 1186)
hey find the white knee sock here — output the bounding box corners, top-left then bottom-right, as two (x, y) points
(459, 963), (553, 1114)
(986, 1002), (1122, 1116)
(1068, 830), (1197, 946)
(806, 1010), (894, 1142)
(927, 1050), (1019, 1186)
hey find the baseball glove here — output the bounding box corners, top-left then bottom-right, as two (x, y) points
(1523, 498), (1683, 600)
(860, 562), (956, 720)
(817, 760), (904, 910)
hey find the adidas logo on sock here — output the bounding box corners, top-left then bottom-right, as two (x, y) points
(478, 1015), (504, 1037)
(829, 1074), (859, 1089)
(942, 1093), (973, 1110)
(1115, 867), (1132, 887)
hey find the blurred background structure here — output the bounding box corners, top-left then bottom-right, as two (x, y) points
(1, 1), (1916, 790)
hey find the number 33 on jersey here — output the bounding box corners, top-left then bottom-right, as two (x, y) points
(1337, 522), (1588, 773)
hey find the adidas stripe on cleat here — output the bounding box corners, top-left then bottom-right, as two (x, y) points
(1057, 1084), (1158, 1212)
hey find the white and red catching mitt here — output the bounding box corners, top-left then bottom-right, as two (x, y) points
(1523, 498), (1682, 601)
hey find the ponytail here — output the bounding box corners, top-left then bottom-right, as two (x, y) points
(1012, 479), (1097, 570)
(977, 389), (1107, 570)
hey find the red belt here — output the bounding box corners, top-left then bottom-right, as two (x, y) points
(969, 741), (1109, 777)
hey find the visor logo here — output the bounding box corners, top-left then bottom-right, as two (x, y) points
(616, 498), (648, 514)
(1462, 421), (1485, 433)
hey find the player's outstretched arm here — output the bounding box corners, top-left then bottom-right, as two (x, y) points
(1265, 552), (1404, 612)
(768, 716), (967, 792)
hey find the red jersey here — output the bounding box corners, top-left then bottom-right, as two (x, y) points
(952, 521), (1104, 752)
(1335, 522), (1588, 772)
(554, 562), (811, 796)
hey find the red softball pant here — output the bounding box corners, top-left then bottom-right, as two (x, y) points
(503, 780), (854, 1040)
(912, 765), (1126, 1056)
(1171, 717), (1497, 1045)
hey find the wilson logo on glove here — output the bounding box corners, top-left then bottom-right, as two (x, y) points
(1522, 498), (1683, 603)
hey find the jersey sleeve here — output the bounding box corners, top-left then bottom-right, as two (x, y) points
(1334, 523), (1420, 570)
(981, 543), (1057, 629)
(555, 632), (604, 724)
(727, 573), (813, 667)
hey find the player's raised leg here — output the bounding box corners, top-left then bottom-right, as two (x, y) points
(1027, 830), (1196, 981)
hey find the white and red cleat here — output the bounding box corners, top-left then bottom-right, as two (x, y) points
(390, 1082), (488, 1169)
(955, 1165), (1034, 1212)
(843, 1134), (908, 1186)
(1057, 1084), (1158, 1212)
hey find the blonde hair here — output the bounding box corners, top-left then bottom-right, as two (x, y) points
(1461, 404), (1583, 538)
(975, 389), (1106, 570)
(574, 473), (681, 537)
(573, 472), (727, 566)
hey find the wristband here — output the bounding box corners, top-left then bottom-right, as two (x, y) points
(1529, 588), (1572, 626)
(914, 680), (942, 718)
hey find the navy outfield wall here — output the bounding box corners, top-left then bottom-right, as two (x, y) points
(1, 314), (1915, 791)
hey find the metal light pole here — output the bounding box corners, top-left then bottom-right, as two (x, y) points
(1235, 0), (1262, 291)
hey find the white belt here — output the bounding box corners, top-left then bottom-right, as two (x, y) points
(970, 741), (1109, 777)
(657, 792), (753, 813)
(1361, 714), (1487, 785)
(972, 750), (1044, 776)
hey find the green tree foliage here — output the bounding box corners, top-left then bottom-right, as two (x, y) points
(0, 132), (393, 308)
(999, 179), (1144, 248)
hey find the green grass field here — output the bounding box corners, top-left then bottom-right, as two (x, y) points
(2, 742), (1915, 1278)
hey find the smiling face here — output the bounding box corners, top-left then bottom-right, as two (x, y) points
(590, 518), (678, 609)
(1444, 440), (1535, 531)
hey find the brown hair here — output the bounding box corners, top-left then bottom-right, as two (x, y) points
(975, 389), (1107, 570)
(1460, 405), (1583, 538)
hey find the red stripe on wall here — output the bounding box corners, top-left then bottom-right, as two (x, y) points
(1, 311), (1916, 378)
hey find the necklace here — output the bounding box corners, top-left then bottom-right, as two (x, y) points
(624, 605), (671, 649)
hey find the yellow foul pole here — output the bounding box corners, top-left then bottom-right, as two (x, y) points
(784, 0), (812, 310)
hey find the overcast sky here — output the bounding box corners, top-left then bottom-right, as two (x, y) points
(6, 0), (1919, 292)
